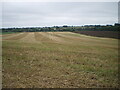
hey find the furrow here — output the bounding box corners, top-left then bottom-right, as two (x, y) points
(3, 33), (28, 40)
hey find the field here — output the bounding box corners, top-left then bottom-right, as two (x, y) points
(74, 31), (119, 39)
(1, 32), (119, 88)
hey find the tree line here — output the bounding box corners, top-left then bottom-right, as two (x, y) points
(1, 24), (120, 33)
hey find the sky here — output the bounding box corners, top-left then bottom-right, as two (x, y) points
(1, 2), (118, 28)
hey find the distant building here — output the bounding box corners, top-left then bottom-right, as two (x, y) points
(53, 28), (57, 30)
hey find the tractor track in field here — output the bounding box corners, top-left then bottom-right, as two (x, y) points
(2, 32), (118, 48)
(2, 33), (28, 40)
(37, 32), (73, 44)
(46, 32), (67, 43)
(2, 33), (20, 37)
(19, 32), (39, 43)
(34, 32), (53, 43)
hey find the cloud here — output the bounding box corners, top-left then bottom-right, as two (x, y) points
(2, 2), (118, 28)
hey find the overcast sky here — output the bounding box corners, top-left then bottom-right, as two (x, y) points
(2, 2), (118, 28)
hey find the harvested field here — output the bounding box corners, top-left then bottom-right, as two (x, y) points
(2, 32), (118, 88)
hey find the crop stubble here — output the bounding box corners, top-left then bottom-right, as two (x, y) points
(2, 32), (118, 88)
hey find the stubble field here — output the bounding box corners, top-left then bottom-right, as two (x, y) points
(1, 32), (119, 88)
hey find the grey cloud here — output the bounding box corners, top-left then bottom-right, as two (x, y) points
(2, 2), (118, 28)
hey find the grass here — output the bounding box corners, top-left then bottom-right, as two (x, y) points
(2, 32), (118, 88)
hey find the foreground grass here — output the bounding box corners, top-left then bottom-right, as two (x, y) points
(2, 32), (118, 88)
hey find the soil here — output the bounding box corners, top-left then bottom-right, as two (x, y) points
(74, 31), (119, 39)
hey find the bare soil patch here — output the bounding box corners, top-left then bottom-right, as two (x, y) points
(74, 31), (119, 39)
